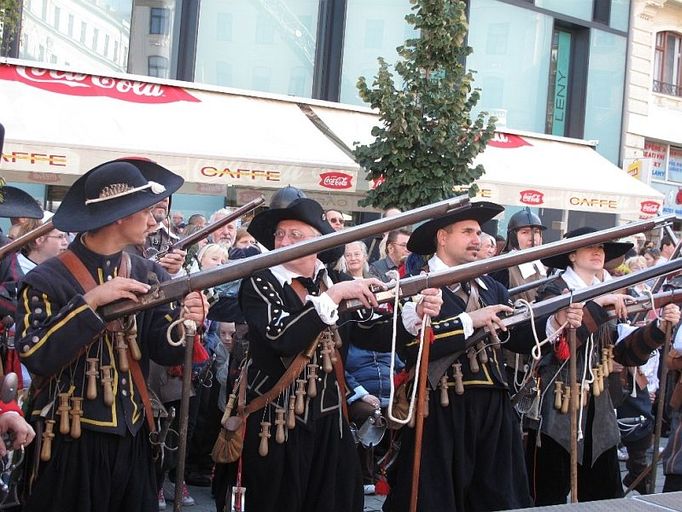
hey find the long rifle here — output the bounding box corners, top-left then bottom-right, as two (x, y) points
(160, 196), (265, 257)
(98, 195), (472, 320)
(509, 275), (558, 297)
(340, 215), (676, 312)
(0, 221), (54, 259)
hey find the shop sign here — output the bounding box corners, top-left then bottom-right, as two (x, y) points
(668, 147), (682, 183)
(640, 200), (660, 215)
(487, 133), (531, 149)
(568, 196), (618, 209)
(0, 64), (199, 104)
(519, 189), (544, 205)
(319, 172), (353, 190)
(644, 140), (667, 180)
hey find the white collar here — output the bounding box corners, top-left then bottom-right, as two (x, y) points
(427, 254), (488, 290)
(270, 260), (332, 288)
(17, 252), (37, 275)
(561, 265), (611, 289)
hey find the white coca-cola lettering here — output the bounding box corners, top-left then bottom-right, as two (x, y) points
(640, 201), (659, 214)
(519, 189), (544, 205)
(18, 67), (164, 97)
(323, 176), (348, 186)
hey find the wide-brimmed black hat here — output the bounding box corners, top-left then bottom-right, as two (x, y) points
(541, 226), (633, 270)
(248, 198), (334, 250)
(407, 201), (504, 255)
(53, 158), (183, 232)
(0, 186), (43, 219)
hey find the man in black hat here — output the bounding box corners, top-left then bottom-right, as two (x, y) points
(15, 158), (208, 512)
(223, 197), (442, 512)
(383, 202), (583, 512)
(527, 227), (680, 505)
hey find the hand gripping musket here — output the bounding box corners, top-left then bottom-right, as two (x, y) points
(0, 221), (54, 260)
(98, 194), (472, 320)
(154, 196), (265, 260)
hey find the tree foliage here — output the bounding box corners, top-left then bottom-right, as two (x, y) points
(354, 0), (496, 210)
(0, 0), (21, 56)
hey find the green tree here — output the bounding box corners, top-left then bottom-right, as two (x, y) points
(354, 0), (496, 210)
(0, 0), (21, 57)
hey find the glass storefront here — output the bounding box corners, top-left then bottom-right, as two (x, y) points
(583, 29), (626, 163)
(195, 0), (320, 97)
(467, 0), (553, 133)
(534, 0), (593, 23)
(339, 0), (415, 105)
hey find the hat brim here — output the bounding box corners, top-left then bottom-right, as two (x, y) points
(0, 186), (43, 219)
(407, 202), (504, 255)
(53, 159), (183, 232)
(541, 241), (634, 270)
(248, 198), (334, 251)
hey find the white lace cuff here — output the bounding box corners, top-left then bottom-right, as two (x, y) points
(307, 292), (339, 325)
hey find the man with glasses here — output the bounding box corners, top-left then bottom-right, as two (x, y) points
(369, 228), (412, 282)
(325, 209), (346, 231)
(226, 197), (442, 512)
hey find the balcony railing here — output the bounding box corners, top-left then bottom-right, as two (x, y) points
(653, 80), (682, 97)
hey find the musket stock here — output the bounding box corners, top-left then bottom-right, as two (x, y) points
(340, 215), (676, 312)
(161, 196), (265, 257)
(99, 195), (472, 320)
(0, 220), (54, 259)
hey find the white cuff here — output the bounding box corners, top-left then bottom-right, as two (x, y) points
(307, 292), (339, 325)
(401, 302), (421, 336)
(348, 386), (369, 404)
(546, 314), (560, 340)
(459, 313), (474, 339)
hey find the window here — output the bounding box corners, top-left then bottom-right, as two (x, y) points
(654, 31), (682, 97)
(54, 6), (61, 31)
(216, 13), (232, 42)
(148, 55), (168, 77)
(150, 7), (170, 35)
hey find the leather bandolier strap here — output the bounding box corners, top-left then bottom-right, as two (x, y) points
(58, 249), (156, 433)
(237, 279), (348, 420)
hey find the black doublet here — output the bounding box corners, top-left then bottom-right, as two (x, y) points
(235, 267), (413, 512)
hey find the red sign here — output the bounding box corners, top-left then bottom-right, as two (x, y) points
(371, 176), (385, 190)
(488, 133), (531, 149)
(319, 172), (353, 190)
(640, 200), (660, 215)
(0, 65), (200, 104)
(519, 189), (544, 205)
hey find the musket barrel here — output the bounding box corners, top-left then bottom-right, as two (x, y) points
(99, 194), (471, 320)
(0, 220), (54, 259)
(167, 196), (265, 253)
(509, 275), (558, 297)
(340, 215), (676, 311)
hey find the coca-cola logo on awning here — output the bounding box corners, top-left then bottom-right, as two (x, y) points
(640, 200), (660, 215)
(487, 133), (532, 149)
(0, 65), (200, 104)
(519, 189), (544, 205)
(319, 172), (353, 190)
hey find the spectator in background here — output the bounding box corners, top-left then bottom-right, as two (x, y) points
(326, 209), (346, 232)
(478, 233), (497, 259)
(171, 211), (184, 235)
(369, 228), (411, 282)
(660, 236), (675, 263)
(187, 213), (207, 229)
(495, 234), (506, 256)
(233, 228), (258, 250)
(643, 248), (660, 267)
(208, 208), (238, 249)
(367, 207), (402, 263)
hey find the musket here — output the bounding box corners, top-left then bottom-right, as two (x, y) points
(98, 194), (472, 320)
(415, 258), (682, 389)
(509, 275), (558, 297)
(463, 257), (682, 351)
(158, 196), (265, 258)
(0, 221), (54, 259)
(340, 215), (676, 312)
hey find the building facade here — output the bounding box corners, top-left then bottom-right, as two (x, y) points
(622, 0), (682, 220)
(0, 0), (635, 232)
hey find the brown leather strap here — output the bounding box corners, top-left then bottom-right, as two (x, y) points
(57, 250), (156, 432)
